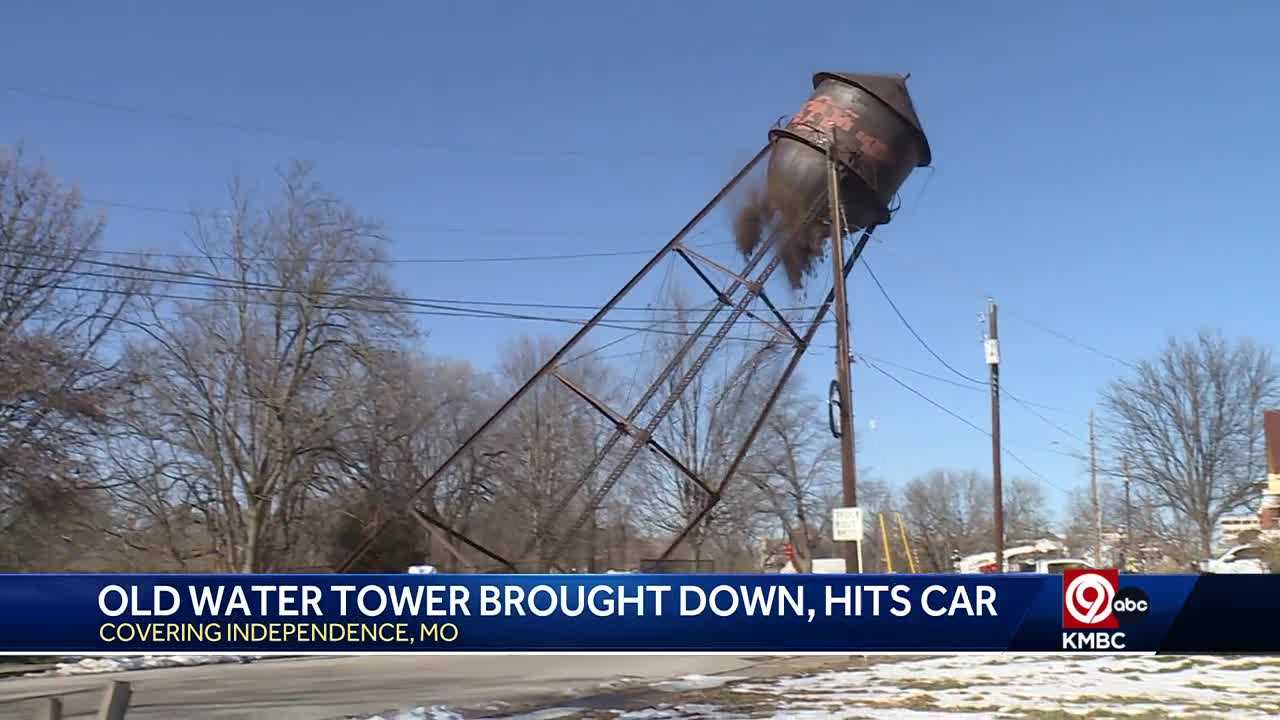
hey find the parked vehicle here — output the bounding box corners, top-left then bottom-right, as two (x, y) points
(1012, 558), (1094, 574)
(958, 539), (1068, 573)
(407, 564), (439, 574)
(1199, 545), (1267, 574)
(778, 558), (847, 574)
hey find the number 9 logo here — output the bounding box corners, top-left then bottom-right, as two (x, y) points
(1065, 572), (1116, 625)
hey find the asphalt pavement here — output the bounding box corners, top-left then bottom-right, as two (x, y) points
(0, 655), (775, 719)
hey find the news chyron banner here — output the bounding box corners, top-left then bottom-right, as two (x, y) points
(0, 571), (1275, 654)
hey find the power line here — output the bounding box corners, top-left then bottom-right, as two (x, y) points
(85, 196), (731, 245)
(1001, 308), (1137, 369)
(859, 355), (1063, 492)
(860, 355), (988, 436)
(861, 258), (988, 385)
(6, 248), (822, 317)
(25, 206), (740, 264)
(857, 260), (1086, 445)
(1003, 391), (1088, 445)
(81, 240), (730, 266)
(11, 246), (1084, 438)
(5, 85), (726, 161)
(0, 271), (795, 347)
(860, 352), (1068, 417)
(857, 353), (988, 393)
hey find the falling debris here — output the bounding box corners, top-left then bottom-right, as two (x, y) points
(731, 177), (831, 290)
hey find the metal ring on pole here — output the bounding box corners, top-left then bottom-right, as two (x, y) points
(828, 379), (842, 438)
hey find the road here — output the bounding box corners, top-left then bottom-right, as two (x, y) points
(0, 655), (777, 719)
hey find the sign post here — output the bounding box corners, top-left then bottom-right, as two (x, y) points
(832, 507), (865, 573)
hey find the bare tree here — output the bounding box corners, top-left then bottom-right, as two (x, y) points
(744, 384), (838, 572)
(123, 163), (411, 571)
(899, 469), (989, 572)
(1104, 331), (1278, 557)
(472, 334), (618, 570)
(326, 349), (499, 571)
(1004, 477), (1053, 543)
(0, 146), (144, 568)
(899, 469), (1050, 571)
(632, 304), (784, 569)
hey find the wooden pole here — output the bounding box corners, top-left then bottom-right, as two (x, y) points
(1091, 410), (1103, 566)
(827, 147), (859, 574)
(986, 300), (1004, 571)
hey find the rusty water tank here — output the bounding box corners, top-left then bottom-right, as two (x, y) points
(767, 72), (931, 231)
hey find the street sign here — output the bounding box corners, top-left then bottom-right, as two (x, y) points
(832, 507), (864, 542)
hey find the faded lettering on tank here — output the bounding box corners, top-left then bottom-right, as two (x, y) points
(789, 95), (859, 135)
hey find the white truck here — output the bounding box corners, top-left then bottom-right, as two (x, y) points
(1199, 545), (1268, 574)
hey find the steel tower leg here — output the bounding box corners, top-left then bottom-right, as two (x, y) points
(658, 228), (875, 561)
(335, 144), (771, 572)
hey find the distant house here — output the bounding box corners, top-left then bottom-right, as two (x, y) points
(1217, 515), (1262, 551)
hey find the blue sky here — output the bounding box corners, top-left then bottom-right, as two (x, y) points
(4, 2), (1277, 518)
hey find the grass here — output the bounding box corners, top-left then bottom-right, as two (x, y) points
(1217, 660), (1268, 671)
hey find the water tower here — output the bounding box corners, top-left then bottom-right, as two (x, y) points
(338, 72), (932, 573)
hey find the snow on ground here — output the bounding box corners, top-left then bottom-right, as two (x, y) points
(649, 675), (746, 692)
(362, 708), (464, 720)
(362, 708), (577, 720)
(731, 654), (1280, 719)
(360, 655), (1280, 720)
(32, 655), (264, 676)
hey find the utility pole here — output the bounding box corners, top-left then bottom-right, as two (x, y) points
(985, 299), (1004, 572)
(827, 146), (860, 574)
(1090, 410), (1103, 566)
(1122, 457), (1132, 571)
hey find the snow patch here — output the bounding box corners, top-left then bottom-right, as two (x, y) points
(650, 674), (746, 691)
(732, 655), (1280, 719)
(35, 655), (264, 677)
(359, 655), (1280, 720)
(503, 710), (579, 720)
(619, 705), (739, 719)
(360, 707), (578, 720)
(360, 707), (462, 720)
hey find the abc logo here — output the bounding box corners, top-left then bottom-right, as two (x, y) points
(1114, 587), (1150, 623)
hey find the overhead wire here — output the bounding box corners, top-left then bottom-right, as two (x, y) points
(858, 355), (1066, 494)
(6, 229), (740, 266)
(1001, 308), (1138, 370)
(0, 259), (811, 351)
(4, 248), (828, 321)
(9, 244), (1090, 452)
(5, 84), (727, 161)
(861, 257), (987, 385)
(860, 257), (1087, 445)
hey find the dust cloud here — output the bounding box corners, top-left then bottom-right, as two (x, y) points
(732, 179), (830, 290)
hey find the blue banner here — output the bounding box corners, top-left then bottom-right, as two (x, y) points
(0, 571), (1273, 653)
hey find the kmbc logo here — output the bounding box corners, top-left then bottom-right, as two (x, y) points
(1063, 569), (1120, 629)
(1062, 569), (1150, 630)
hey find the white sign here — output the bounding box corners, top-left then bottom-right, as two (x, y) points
(984, 338), (1000, 365)
(832, 507), (864, 542)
